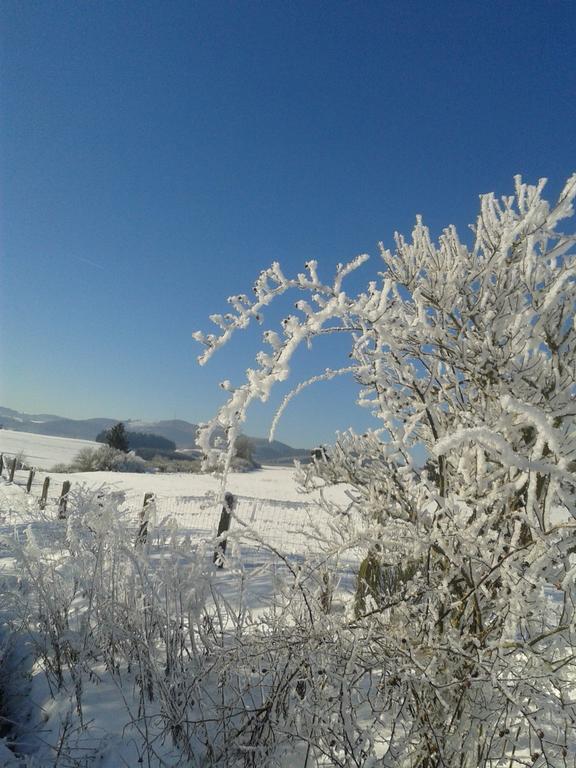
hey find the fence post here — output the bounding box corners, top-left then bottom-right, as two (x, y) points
(213, 492), (235, 568)
(26, 469), (35, 493)
(8, 458), (17, 483)
(136, 492), (154, 546)
(58, 481), (71, 519)
(0, 454), (3, 476)
(39, 477), (50, 510)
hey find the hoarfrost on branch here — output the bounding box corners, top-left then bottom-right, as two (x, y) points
(194, 174), (576, 766)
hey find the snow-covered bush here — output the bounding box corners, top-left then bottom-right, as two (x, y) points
(2, 480), (377, 766)
(3, 174), (576, 768)
(194, 174), (576, 765)
(3, 485), (342, 766)
(53, 445), (148, 473)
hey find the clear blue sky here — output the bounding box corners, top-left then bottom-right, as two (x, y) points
(1, 0), (574, 446)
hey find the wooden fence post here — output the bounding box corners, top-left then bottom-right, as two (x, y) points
(26, 469), (35, 493)
(213, 492), (235, 568)
(0, 454), (3, 476)
(39, 477), (50, 510)
(8, 458), (17, 483)
(136, 492), (154, 545)
(58, 481), (71, 519)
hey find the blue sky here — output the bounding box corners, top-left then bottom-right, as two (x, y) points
(1, 0), (574, 446)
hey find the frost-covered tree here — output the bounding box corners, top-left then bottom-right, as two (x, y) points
(234, 434), (255, 463)
(195, 174), (576, 766)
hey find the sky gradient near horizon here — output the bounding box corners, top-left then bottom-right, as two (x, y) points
(1, 0), (575, 446)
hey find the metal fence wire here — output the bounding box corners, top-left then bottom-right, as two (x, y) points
(0, 457), (357, 560)
(130, 493), (335, 557)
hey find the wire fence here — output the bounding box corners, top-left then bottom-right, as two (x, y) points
(131, 493), (361, 592)
(0, 455), (359, 563)
(130, 492), (337, 557)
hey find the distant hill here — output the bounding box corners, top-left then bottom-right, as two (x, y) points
(248, 436), (310, 464)
(0, 412), (119, 441)
(0, 407), (310, 465)
(0, 406), (66, 423)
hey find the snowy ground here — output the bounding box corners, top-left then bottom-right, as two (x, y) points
(0, 451), (359, 766)
(43, 465), (327, 503)
(0, 429), (100, 470)
(0, 431), (570, 766)
(0, 430), (360, 768)
(0, 428), (349, 502)
(0, 430), (353, 556)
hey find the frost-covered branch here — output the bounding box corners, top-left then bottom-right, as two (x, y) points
(192, 173), (576, 766)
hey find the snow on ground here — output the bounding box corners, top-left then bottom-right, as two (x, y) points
(0, 470), (358, 766)
(0, 432), (357, 764)
(0, 428), (350, 503)
(0, 429), (100, 469)
(0, 483), (266, 766)
(43, 465), (348, 504)
(0, 430), (354, 559)
(39, 469), (353, 558)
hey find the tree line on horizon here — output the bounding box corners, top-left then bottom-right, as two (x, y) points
(97, 422), (256, 464)
(96, 423), (176, 454)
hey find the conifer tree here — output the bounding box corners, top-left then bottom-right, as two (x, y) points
(103, 422), (129, 453)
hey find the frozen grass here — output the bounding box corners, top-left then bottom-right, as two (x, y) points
(0, 476), (365, 767)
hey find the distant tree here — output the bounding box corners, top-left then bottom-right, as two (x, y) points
(98, 422), (130, 453)
(234, 434), (255, 463)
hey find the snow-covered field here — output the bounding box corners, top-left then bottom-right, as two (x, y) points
(0, 429), (100, 469)
(44, 465), (324, 504)
(1, 430), (571, 766)
(0, 428), (348, 503)
(0, 433), (361, 766)
(0, 430), (352, 560)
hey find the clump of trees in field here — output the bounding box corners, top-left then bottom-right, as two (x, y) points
(96, 424), (177, 454)
(96, 422), (130, 452)
(51, 444), (148, 473)
(94, 423), (204, 471)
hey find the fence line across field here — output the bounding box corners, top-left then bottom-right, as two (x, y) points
(0, 453), (41, 492)
(129, 491), (335, 556)
(0, 460), (347, 558)
(0, 452), (360, 561)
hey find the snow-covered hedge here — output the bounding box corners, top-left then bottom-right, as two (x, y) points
(52, 444), (148, 473)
